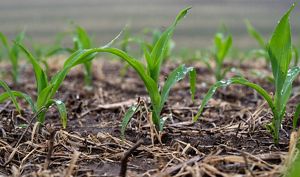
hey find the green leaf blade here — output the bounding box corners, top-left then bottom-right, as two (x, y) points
(0, 32), (9, 52)
(268, 4), (294, 93)
(280, 67), (300, 115)
(149, 7), (191, 82)
(121, 105), (138, 139)
(53, 100), (67, 129)
(293, 103), (300, 129)
(159, 65), (193, 112)
(245, 20), (265, 48)
(194, 77), (274, 122)
(17, 43), (48, 94)
(0, 80), (21, 113)
(0, 91), (36, 113)
(189, 69), (196, 102)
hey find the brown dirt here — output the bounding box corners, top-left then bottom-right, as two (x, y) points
(0, 58), (299, 177)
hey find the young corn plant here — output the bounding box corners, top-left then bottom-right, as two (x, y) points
(0, 36), (115, 128)
(212, 32), (232, 81)
(0, 31), (25, 83)
(60, 7), (194, 136)
(194, 4), (297, 144)
(0, 44), (68, 127)
(118, 7), (195, 137)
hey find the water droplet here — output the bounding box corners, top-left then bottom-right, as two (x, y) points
(219, 79), (231, 86)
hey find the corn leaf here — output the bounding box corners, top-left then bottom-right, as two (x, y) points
(281, 67), (300, 114)
(36, 85), (54, 112)
(45, 47), (73, 57)
(159, 65), (194, 113)
(268, 4), (294, 95)
(0, 32), (9, 51)
(245, 20), (265, 48)
(194, 77), (274, 122)
(189, 69), (196, 102)
(121, 105), (138, 139)
(11, 31), (25, 59)
(54, 47), (161, 112)
(50, 99), (67, 129)
(0, 80), (21, 113)
(293, 103), (300, 129)
(0, 91), (36, 113)
(17, 43), (48, 94)
(74, 26), (91, 49)
(149, 7), (191, 82)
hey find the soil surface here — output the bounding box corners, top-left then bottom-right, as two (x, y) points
(0, 58), (299, 177)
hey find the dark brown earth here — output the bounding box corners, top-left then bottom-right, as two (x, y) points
(0, 58), (299, 177)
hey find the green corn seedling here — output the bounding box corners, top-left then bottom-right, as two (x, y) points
(119, 7), (195, 137)
(0, 43), (68, 128)
(213, 32), (232, 81)
(0, 37), (115, 128)
(194, 4), (298, 144)
(0, 31), (25, 83)
(53, 7), (195, 136)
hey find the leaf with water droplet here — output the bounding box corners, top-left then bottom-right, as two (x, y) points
(159, 64), (194, 113)
(121, 105), (138, 139)
(0, 80), (21, 113)
(194, 77), (274, 122)
(51, 99), (67, 129)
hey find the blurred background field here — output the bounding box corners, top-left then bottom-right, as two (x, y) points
(0, 0), (299, 50)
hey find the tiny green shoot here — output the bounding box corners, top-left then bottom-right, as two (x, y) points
(0, 31), (25, 83)
(213, 32), (232, 81)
